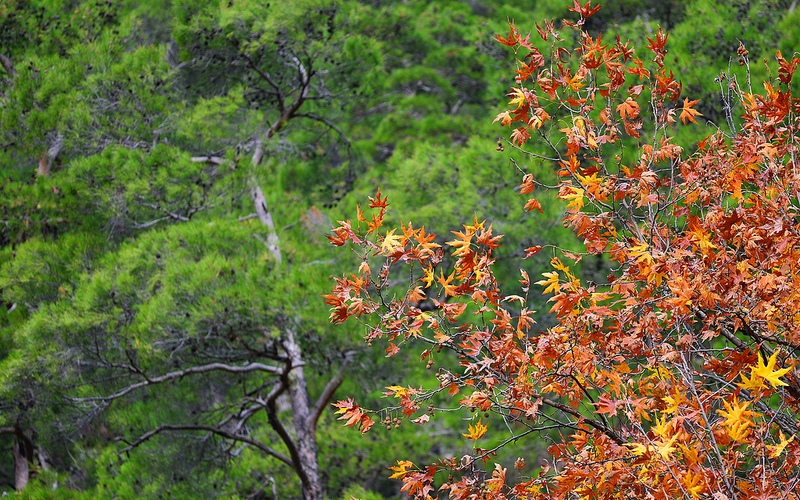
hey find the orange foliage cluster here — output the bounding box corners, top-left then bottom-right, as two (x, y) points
(327, 0), (800, 498)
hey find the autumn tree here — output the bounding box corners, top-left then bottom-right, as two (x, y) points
(328, 1), (800, 498)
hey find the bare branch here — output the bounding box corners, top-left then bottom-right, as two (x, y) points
(139, 201), (191, 222)
(73, 362), (282, 403)
(250, 181), (282, 263)
(294, 112), (351, 145)
(190, 156), (225, 165)
(309, 350), (356, 429)
(265, 394), (309, 490)
(131, 217), (171, 230)
(242, 53), (285, 114)
(0, 53), (14, 76)
(117, 424), (292, 466)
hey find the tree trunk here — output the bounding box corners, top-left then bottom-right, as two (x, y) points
(13, 438), (29, 491)
(283, 329), (322, 500)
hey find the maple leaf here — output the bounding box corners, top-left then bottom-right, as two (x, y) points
(333, 398), (375, 434)
(389, 460), (415, 479)
(447, 229), (473, 257)
(519, 268), (530, 292)
(561, 186), (585, 211)
(683, 470), (705, 499)
(768, 431), (795, 458)
(646, 28), (669, 66)
(626, 434), (677, 460)
(750, 350), (791, 388)
(516, 53), (544, 82)
(662, 387), (685, 415)
(421, 266), (435, 288)
(717, 396), (759, 443)
(568, 0), (601, 19)
(437, 270), (457, 297)
(679, 97), (703, 124)
(495, 24), (518, 47)
(616, 98), (640, 120)
(385, 385), (409, 398)
(524, 197), (543, 213)
(524, 245), (542, 258)
(368, 187), (389, 209)
(508, 88), (528, 109)
(528, 108), (550, 129)
(510, 126), (531, 146)
(515, 32), (534, 50)
(411, 414), (430, 425)
(738, 368), (767, 391)
(462, 418), (488, 440)
(536, 271), (560, 295)
(380, 229), (404, 254)
(519, 173), (536, 194)
(593, 395), (620, 417)
(775, 50), (799, 84)
(493, 110), (513, 126)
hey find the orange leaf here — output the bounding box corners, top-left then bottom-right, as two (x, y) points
(679, 97), (703, 124)
(616, 98), (640, 120)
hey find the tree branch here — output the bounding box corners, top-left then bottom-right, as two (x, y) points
(249, 181), (283, 263)
(309, 351), (356, 429)
(265, 393), (310, 491)
(0, 53), (14, 76)
(117, 424), (292, 466)
(73, 362), (282, 402)
(190, 156), (225, 165)
(0, 425), (34, 463)
(540, 396), (624, 445)
(294, 112), (351, 145)
(242, 53), (285, 114)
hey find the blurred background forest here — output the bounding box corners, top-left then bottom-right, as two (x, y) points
(0, 0), (797, 497)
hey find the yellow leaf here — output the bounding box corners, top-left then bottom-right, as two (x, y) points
(716, 396), (759, 443)
(651, 414), (672, 439)
(768, 431), (795, 458)
(385, 385), (408, 398)
(662, 387), (684, 415)
(535, 271), (560, 295)
(388, 460), (414, 479)
(446, 230), (473, 256)
(436, 270), (457, 296)
(561, 187), (585, 211)
(625, 435), (677, 459)
(625, 442), (649, 457)
(737, 370), (767, 391)
(421, 266), (435, 288)
(750, 350), (791, 388)
(462, 418), (488, 440)
(381, 229), (404, 253)
(628, 241), (654, 266)
(683, 470), (704, 498)
(655, 434), (678, 459)
(508, 88), (527, 109)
